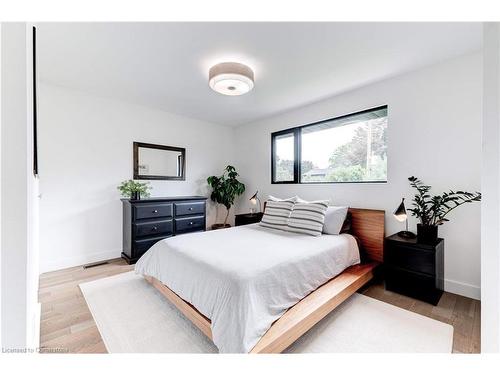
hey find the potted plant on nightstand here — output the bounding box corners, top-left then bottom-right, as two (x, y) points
(117, 180), (151, 200)
(407, 176), (481, 243)
(207, 165), (245, 230)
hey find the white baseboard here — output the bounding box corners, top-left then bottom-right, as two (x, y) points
(34, 302), (41, 351)
(40, 249), (121, 274)
(445, 278), (480, 300)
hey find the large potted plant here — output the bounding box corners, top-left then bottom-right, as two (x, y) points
(407, 176), (481, 243)
(207, 165), (245, 230)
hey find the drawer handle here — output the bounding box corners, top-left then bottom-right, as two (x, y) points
(152, 226), (158, 231)
(153, 210), (158, 213)
(189, 207), (193, 211)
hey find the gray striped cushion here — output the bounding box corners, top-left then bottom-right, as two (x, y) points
(286, 201), (329, 236)
(259, 200), (294, 231)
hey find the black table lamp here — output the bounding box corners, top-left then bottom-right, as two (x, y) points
(394, 198), (416, 239)
(249, 191), (262, 213)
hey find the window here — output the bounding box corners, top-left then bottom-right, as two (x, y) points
(272, 130), (298, 183)
(271, 106), (387, 184)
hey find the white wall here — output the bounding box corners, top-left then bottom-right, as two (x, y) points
(234, 53), (482, 300)
(38, 84), (235, 273)
(481, 22), (500, 352)
(0, 21), (3, 349)
(1, 22), (39, 350)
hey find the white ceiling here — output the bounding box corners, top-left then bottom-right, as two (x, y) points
(38, 22), (482, 127)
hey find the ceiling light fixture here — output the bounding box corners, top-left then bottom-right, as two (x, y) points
(208, 62), (254, 96)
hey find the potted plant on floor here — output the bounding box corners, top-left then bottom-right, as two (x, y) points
(117, 180), (152, 200)
(407, 176), (481, 243)
(207, 165), (245, 230)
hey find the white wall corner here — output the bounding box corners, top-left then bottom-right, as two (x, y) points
(481, 22), (500, 353)
(0, 21), (3, 348)
(0, 22), (39, 351)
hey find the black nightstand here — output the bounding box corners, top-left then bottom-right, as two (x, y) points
(235, 212), (264, 226)
(384, 234), (444, 305)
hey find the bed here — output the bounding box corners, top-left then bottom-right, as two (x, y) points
(135, 207), (384, 353)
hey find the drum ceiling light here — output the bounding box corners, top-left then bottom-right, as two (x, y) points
(208, 62), (254, 96)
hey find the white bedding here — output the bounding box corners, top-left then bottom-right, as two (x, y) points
(134, 223), (360, 353)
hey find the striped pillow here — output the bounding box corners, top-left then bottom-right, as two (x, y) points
(259, 200), (294, 231)
(286, 201), (329, 236)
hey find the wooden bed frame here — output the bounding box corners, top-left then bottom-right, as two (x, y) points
(145, 207), (385, 353)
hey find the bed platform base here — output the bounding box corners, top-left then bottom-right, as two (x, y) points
(145, 261), (379, 353)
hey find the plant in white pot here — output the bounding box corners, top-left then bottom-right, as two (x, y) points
(407, 176), (481, 243)
(207, 165), (245, 230)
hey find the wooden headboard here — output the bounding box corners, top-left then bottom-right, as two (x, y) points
(348, 208), (385, 263)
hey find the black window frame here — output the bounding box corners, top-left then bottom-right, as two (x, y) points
(271, 128), (300, 184)
(271, 105), (388, 184)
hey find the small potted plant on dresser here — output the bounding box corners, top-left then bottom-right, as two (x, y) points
(207, 165), (245, 230)
(407, 176), (481, 243)
(117, 180), (151, 200)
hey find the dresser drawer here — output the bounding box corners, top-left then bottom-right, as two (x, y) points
(133, 235), (170, 258)
(133, 219), (173, 238)
(385, 244), (436, 275)
(175, 216), (205, 233)
(134, 203), (172, 220)
(174, 201), (205, 217)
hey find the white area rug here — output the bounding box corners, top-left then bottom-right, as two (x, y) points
(79, 271), (453, 353)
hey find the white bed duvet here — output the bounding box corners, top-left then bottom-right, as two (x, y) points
(135, 224), (360, 353)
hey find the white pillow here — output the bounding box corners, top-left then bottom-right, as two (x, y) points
(323, 206), (349, 235)
(296, 197), (330, 204)
(268, 195), (298, 203)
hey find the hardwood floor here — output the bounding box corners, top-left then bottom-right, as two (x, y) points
(360, 281), (481, 353)
(39, 259), (133, 353)
(39, 259), (480, 353)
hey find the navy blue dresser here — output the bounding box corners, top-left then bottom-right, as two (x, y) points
(121, 196), (207, 264)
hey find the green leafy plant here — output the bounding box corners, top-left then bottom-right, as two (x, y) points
(407, 176), (481, 226)
(117, 180), (152, 199)
(207, 166), (246, 227)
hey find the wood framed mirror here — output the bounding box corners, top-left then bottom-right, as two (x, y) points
(133, 142), (186, 180)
